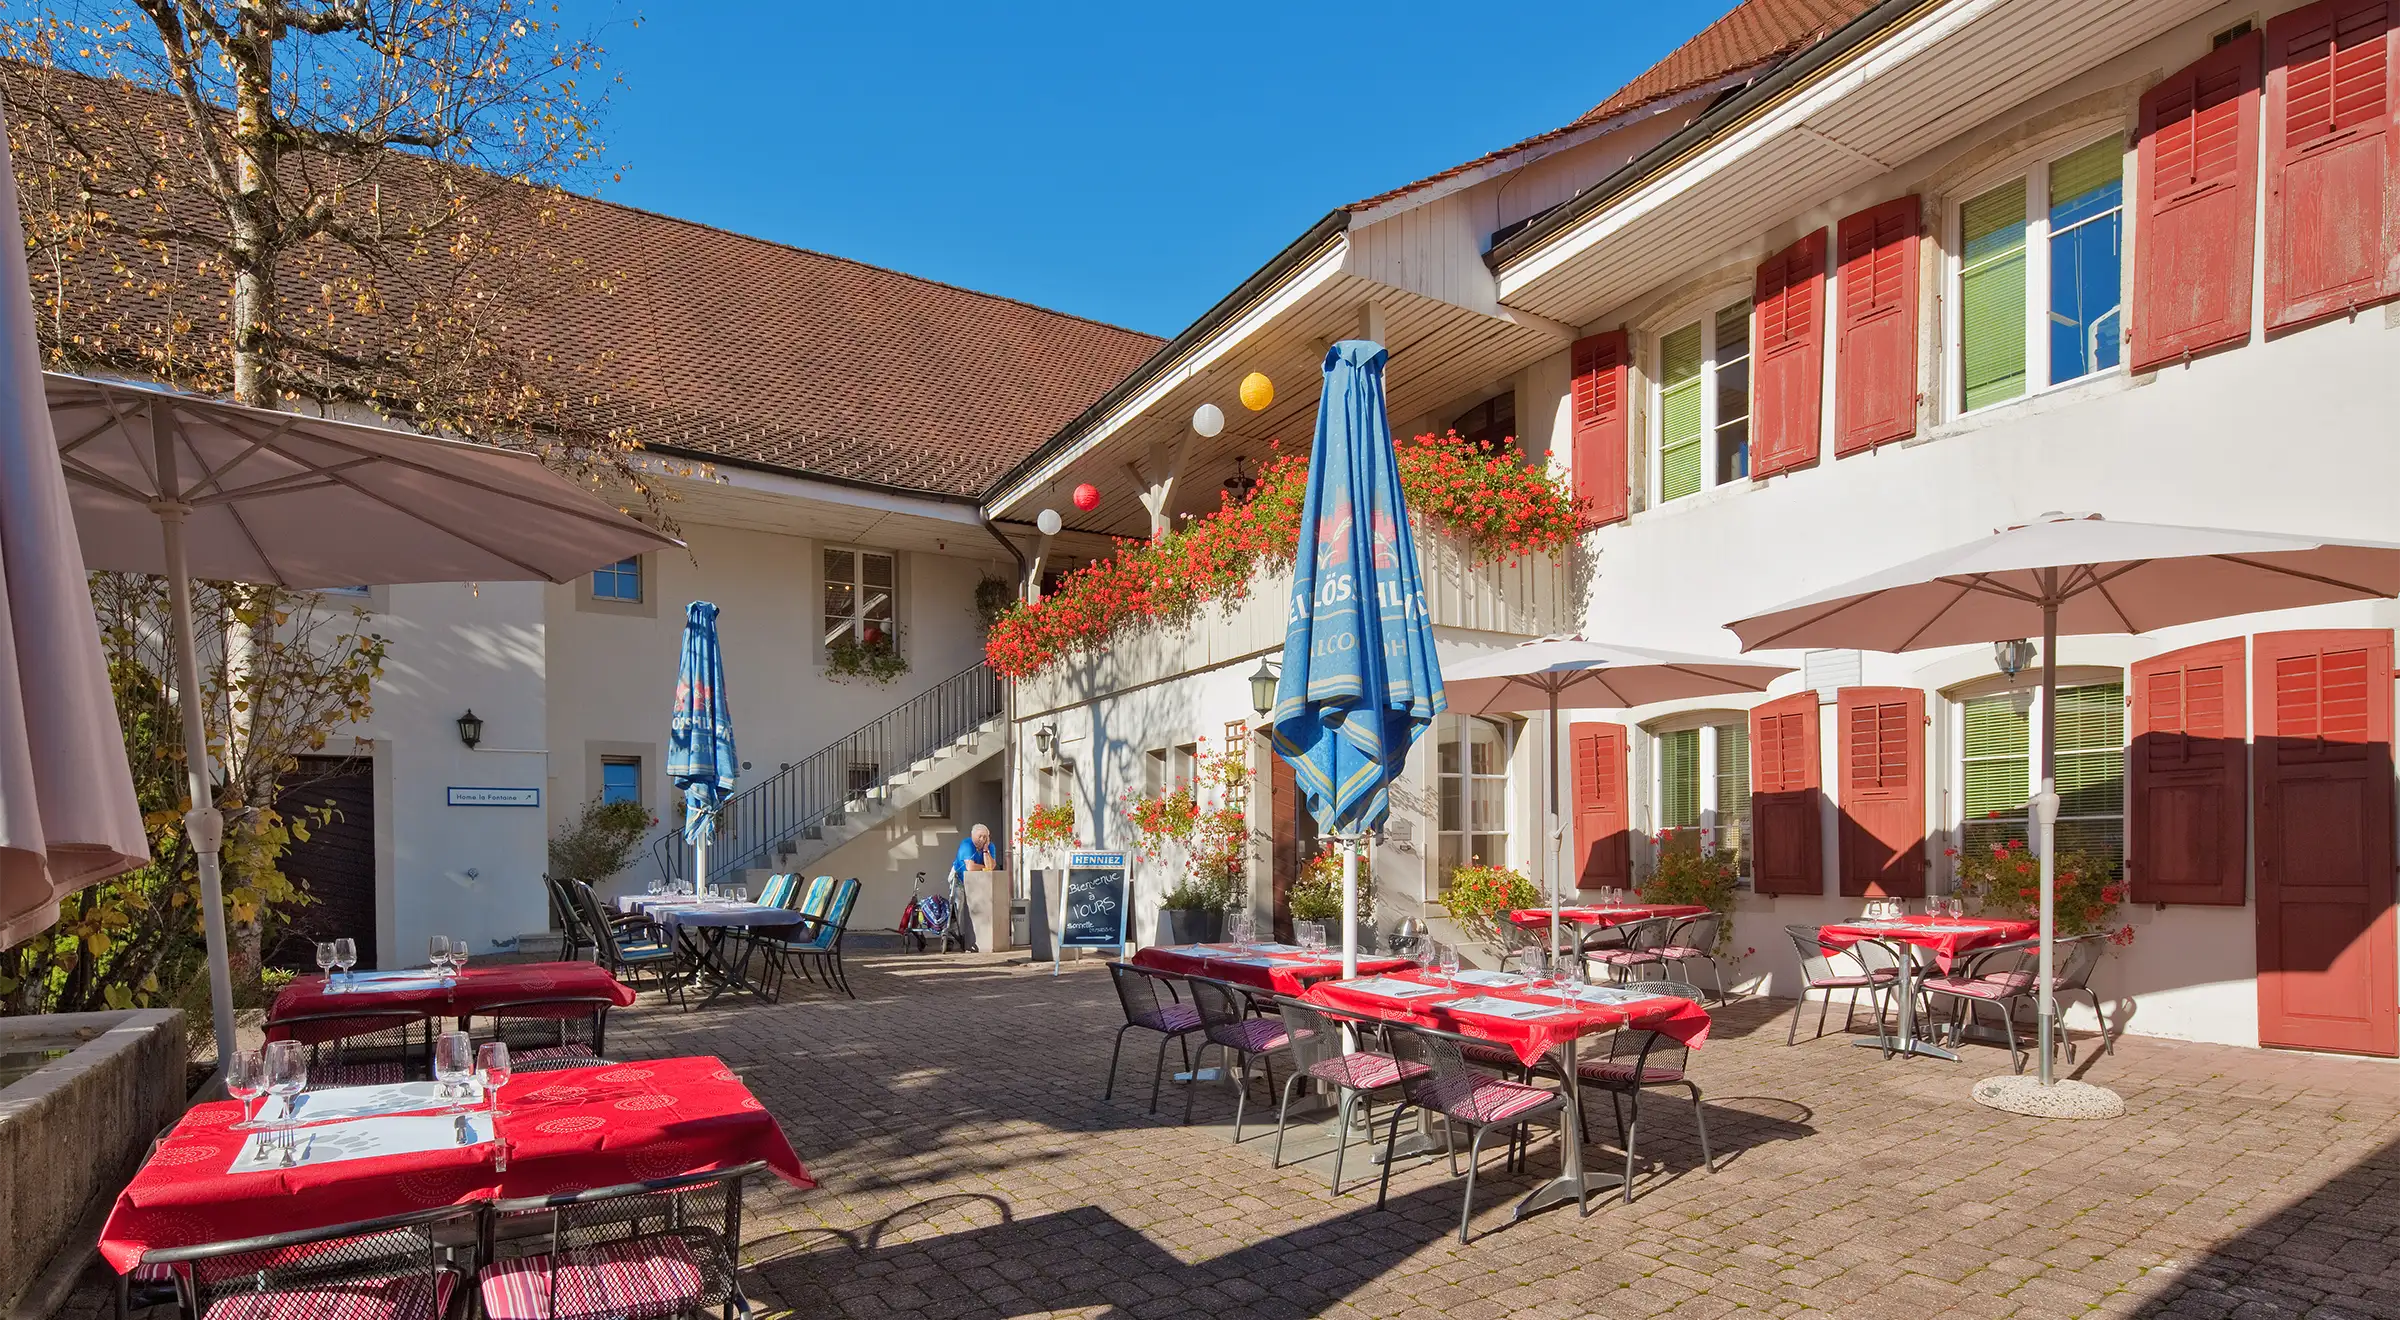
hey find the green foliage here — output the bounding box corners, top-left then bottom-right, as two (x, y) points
(1287, 846), (1375, 924)
(825, 632), (909, 684)
(1641, 835), (1741, 954)
(972, 576), (1016, 631)
(1952, 838), (2130, 940)
(547, 797), (656, 882)
(1442, 864), (1541, 952)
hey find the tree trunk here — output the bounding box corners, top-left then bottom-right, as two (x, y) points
(228, 8), (277, 407)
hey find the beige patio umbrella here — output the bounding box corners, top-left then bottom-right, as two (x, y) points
(0, 126), (148, 950)
(1726, 512), (2400, 1088)
(1442, 637), (1793, 961)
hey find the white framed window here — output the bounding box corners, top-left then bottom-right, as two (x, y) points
(1950, 134), (2126, 415)
(1649, 719), (1751, 866)
(1956, 680), (2126, 869)
(1650, 298), (1753, 504)
(1435, 713), (1515, 886)
(822, 548), (898, 649)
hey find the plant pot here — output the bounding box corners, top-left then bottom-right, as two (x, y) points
(1164, 908), (1220, 944)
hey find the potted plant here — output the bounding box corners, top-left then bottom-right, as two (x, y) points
(1159, 878), (1222, 944)
(1017, 802), (1077, 856)
(1640, 831), (1741, 954)
(1288, 844), (1375, 947)
(1950, 836), (2133, 944)
(826, 628), (909, 683)
(1442, 862), (1541, 958)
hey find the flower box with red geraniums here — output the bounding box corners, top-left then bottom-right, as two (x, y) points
(1017, 803), (1076, 853)
(1949, 836), (2133, 945)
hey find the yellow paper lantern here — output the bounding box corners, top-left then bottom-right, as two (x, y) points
(1239, 371), (1274, 411)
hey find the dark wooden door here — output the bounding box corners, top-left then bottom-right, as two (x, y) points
(2254, 629), (2398, 1056)
(269, 756), (376, 971)
(1268, 751), (1315, 943)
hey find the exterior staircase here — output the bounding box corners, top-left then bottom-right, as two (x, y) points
(645, 662), (1004, 890)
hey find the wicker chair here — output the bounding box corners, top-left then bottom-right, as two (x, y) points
(1782, 924), (1898, 1045)
(1184, 978), (1290, 1135)
(1269, 999), (1420, 1195)
(1101, 963), (1202, 1115)
(1918, 938), (2041, 1072)
(1555, 979), (1715, 1203)
(567, 879), (686, 1001)
(262, 1008), (426, 1089)
(465, 996), (616, 1073)
(1375, 1023), (1568, 1243)
(478, 1162), (767, 1320)
(141, 1205), (476, 1320)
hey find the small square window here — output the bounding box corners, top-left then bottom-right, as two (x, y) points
(600, 757), (641, 805)
(919, 785), (952, 820)
(593, 558), (642, 602)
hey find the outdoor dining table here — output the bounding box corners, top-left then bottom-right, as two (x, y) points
(1304, 968), (1711, 1221)
(267, 961), (636, 1038)
(97, 1054), (812, 1273)
(1131, 942), (1418, 996)
(633, 899), (804, 1003)
(1815, 915), (2038, 1061)
(1505, 903), (1710, 930)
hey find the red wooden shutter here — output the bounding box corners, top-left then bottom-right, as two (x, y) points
(1748, 692), (1823, 895)
(1836, 686), (1926, 897)
(2265, 0), (2400, 329)
(2252, 628), (2398, 1055)
(2128, 638), (2248, 904)
(1571, 721), (1631, 888)
(1750, 230), (1826, 478)
(1834, 197), (1921, 455)
(1570, 332), (1631, 526)
(2134, 36), (2262, 369)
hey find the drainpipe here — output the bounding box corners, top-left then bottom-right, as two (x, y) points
(982, 514), (1027, 949)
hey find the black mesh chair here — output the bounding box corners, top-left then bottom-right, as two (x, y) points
(141, 1204), (476, 1320)
(547, 877), (598, 961)
(1375, 1023), (1568, 1243)
(1782, 923), (1898, 1045)
(1184, 978), (1290, 1135)
(478, 1161), (766, 1320)
(1919, 938), (2041, 1072)
(568, 879), (687, 1002)
(465, 996), (615, 1073)
(1268, 998), (1420, 1195)
(1102, 963), (1202, 1115)
(262, 1008), (426, 1089)
(1554, 979), (1714, 1204)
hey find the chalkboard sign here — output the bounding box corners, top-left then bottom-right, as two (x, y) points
(1059, 850), (1130, 954)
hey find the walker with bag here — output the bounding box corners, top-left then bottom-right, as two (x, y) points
(898, 868), (967, 954)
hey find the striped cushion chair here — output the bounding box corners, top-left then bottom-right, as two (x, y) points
(261, 1009), (425, 1090)
(139, 1205), (475, 1320)
(1783, 923), (1900, 1045)
(1268, 999), (1425, 1195)
(1184, 978), (1291, 1137)
(465, 996), (616, 1073)
(478, 1162), (764, 1320)
(1588, 916), (1676, 984)
(756, 877), (861, 1001)
(1549, 979), (1716, 1204)
(1375, 1023), (1568, 1243)
(1102, 963), (1203, 1115)
(1919, 938), (2042, 1073)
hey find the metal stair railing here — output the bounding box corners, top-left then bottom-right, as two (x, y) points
(647, 661), (1002, 888)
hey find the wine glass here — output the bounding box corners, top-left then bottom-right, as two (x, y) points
(427, 934), (452, 978)
(264, 1040), (307, 1163)
(434, 1031), (474, 1110)
(1438, 944), (1462, 989)
(333, 937), (357, 983)
(226, 1049), (265, 1131)
(1949, 896), (1967, 919)
(448, 939), (469, 980)
(314, 941), (337, 984)
(477, 1041), (512, 1121)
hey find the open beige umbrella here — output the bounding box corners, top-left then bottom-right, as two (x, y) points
(1726, 512), (2400, 1088)
(1443, 637), (1793, 961)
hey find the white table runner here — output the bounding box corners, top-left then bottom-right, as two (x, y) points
(231, 1112), (492, 1171)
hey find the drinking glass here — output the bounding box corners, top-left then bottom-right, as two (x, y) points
(263, 1040), (306, 1162)
(477, 1041), (512, 1120)
(226, 1049), (266, 1131)
(428, 934), (451, 976)
(449, 940), (469, 980)
(1949, 897), (1967, 919)
(1523, 945), (1551, 983)
(1438, 944), (1461, 988)
(646, 878), (663, 897)
(1295, 921), (1320, 954)
(434, 1031), (474, 1110)
(333, 937), (357, 982)
(314, 941), (337, 982)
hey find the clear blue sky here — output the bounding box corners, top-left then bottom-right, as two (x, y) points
(591, 2), (1735, 338)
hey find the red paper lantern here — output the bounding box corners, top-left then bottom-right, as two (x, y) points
(1072, 483), (1101, 511)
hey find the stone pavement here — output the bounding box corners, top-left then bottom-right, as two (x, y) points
(62, 951), (2400, 1319)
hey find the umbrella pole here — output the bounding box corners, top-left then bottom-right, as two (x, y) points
(159, 500), (237, 1070)
(1340, 832), (1359, 979)
(1548, 686), (1563, 969)
(2036, 593), (2061, 1086)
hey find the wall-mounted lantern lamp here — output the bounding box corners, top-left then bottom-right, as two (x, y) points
(1032, 723), (1058, 761)
(1248, 659), (1282, 719)
(456, 709), (485, 750)
(1992, 639), (2035, 679)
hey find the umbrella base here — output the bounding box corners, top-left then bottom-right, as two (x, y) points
(1971, 1074), (2125, 1119)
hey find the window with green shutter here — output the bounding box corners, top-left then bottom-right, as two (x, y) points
(1657, 323), (1704, 501)
(1959, 180), (2028, 411)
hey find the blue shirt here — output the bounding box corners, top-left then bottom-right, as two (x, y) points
(952, 837), (1001, 877)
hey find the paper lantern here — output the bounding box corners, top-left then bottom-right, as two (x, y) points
(1240, 372), (1274, 411)
(1072, 483), (1101, 511)
(1191, 403), (1225, 438)
(1036, 508), (1063, 537)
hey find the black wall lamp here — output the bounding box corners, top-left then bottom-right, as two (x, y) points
(456, 709), (484, 750)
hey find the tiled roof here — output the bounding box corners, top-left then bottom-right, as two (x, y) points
(4, 71), (1161, 500)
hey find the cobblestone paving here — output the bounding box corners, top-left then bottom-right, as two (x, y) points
(65, 951), (2400, 1318)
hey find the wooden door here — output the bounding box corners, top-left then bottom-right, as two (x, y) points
(2254, 629), (2398, 1055)
(269, 756), (377, 971)
(1268, 751), (1315, 943)
(1570, 722), (1630, 888)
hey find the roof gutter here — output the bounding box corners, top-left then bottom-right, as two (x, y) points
(982, 208), (1350, 510)
(640, 442), (987, 506)
(1485, 0), (1936, 272)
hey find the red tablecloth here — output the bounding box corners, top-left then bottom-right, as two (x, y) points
(99, 1055), (809, 1271)
(1817, 916), (2037, 973)
(1302, 969), (1711, 1067)
(1506, 903), (1709, 929)
(269, 962), (637, 1034)
(1131, 945), (1417, 996)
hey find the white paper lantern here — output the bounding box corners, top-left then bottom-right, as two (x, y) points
(1036, 508), (1063, 537)
(1191, 403), (1225, 438)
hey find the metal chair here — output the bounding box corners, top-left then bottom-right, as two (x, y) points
(547, 876), (598, 961)
(1588, 916), (1675, 984)
(756, 877), (861, 1000)
(1184, 978), (1289, 1135)
(478, 1161), (767, 1320)
(1964, 931), (2114, 1061)
(1557, 979), (1715, 1203)
(1101, 963), (1202, 1115)
(1375, 1023), (1568, 1244)
(568, 879), (687, 1002)
(1651, 912), (1726, 1002)
(465, 996), (616, 1072)
(1268, 998), (1419, 1195)
(141, 1204), (477, 1320)
(262, 1008), (427, 1088)
(1918, 938), (2041, 1072)
(1782, 924), (1897, 1045)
